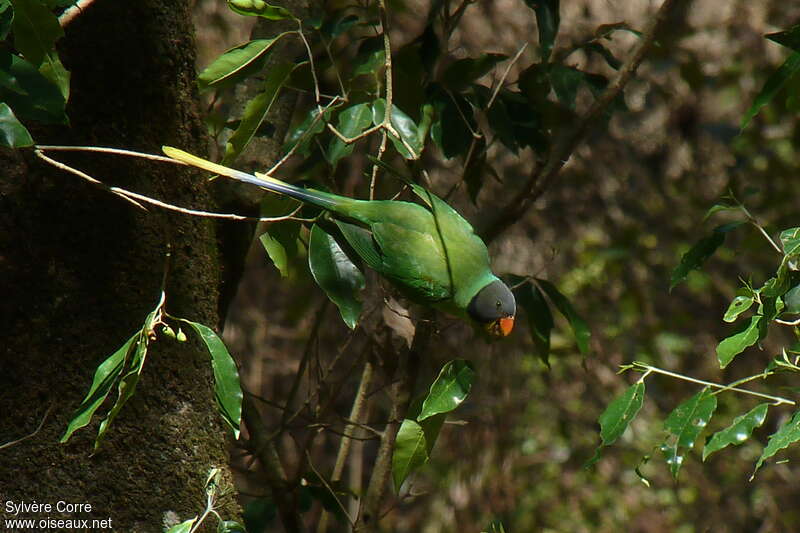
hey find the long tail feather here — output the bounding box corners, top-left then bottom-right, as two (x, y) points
(162, 146), (336, 208)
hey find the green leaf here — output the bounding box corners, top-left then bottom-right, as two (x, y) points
(282, 106), (332, 156)
(10, 0), (63, 67)
(582, 42), (622, 70)
(670, 222), (743, 290)
(165, 518), (198, 533)
(703, 403), (769, 460)
(766, 25), (800, 52)
(258, 196), (301, 278)
(0, 50), (66, 123)
(780, 227), (800, 256)
(38, 50), (69, 101)
(372, 98), (422, 159)
(716, 315), (762, 368)
(536, 278), (590, 355)
(227, 0), (293, 20)
(588, 381), (645, 466)
(442, 53), (508, 92)
(94, 331), (150, 450)
(723, 295), (754, 323)
(549, 64), (585, 110)
(431, 88), (474, 159)
(753, 409), (800, 477)
(525, 0), (560, 60)
(308, 223), (365, 329)
(784, 285), (800, 314)
(182, 320), (243, 439)
(320, 11), (359, 39)
(661, 387), (717, 478)
(218, 521), (247, 533)
(60, 332), (139, 443)
(703, 201), (738, 221)
(419, 359), (476, 421)
(352, 35), (385, 77)
(0, 102), (32, 147)
(197, 36), (289, 92)
(222, 62), (294, 165)
(392, 407), (445, 491)
(511, 276), (553, 368)
(327, 102), (372, 167)
(741, 51), (800, 130)
(0, 0), (14, 41)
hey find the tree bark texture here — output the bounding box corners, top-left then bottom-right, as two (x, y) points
(1, 1), (239, 529)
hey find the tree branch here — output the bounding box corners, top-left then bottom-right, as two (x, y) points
(480, 0), (681, 242)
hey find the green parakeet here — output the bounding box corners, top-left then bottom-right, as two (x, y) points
(163, 147), (516, 338)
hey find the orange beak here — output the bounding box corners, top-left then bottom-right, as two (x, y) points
(485, 316), (515, 338)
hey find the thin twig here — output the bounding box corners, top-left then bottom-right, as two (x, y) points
(306, 451), (355, 527)
(58, 0), (96, 27)
(481, 0), (681, 242)
(295, 23), (322, 109)
(487, 43), (529, 110)
(0, 403), (54, 450)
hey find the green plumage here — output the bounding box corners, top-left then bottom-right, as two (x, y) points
(162, 147), (505, 324)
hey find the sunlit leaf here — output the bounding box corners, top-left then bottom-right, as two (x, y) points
(536, 278), (590, 355)
(197, 36), (289, 92)
(372, 98), (422, 159)
(525, 0), (560, 60)
(723, 295), (754, 323)
(10, 0), (63, 67)
(717, 315), (762, 368)
(308, 223), (365, 329)
(661, 387), (717, 478)
(182, 320), (243, 439)
(60, 332), (138, 443)
(164, 518), (197, 533)
(588, 381), (645, 466)
(419, 359), (476, 421)
(327, 102), (372, 167)
(393, 397), (446, 491)
(259, 195), (301, 278)
(670, 222), (743, 290)
(218, 520), (247, 533)
(222, 62), (294, 165)
(703, 201), (739, 220)
(741, 51), (800, 130)
(227, 0), (293, 20)
(0, 102), (32, 147)
(753, 409), (800, 477)
(38, 50), (69, 100)
(703, 403), (769, 460)
(780, 227), (800, 256)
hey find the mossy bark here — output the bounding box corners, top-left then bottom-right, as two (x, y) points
(0, 1), (239, 529)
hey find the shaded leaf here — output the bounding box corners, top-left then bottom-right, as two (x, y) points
(588, 381), (645, 466)
(320, 11), (359, 39)
(308, 223), (365, 329)
(198, 36), (288, 92)
(661, 387), (717, 478)
(703, 403), (769, 460)
(282, 106), (332, 156)
(753, 409), (800, 477)
(766, 25), (800, 52)
(352, 35), (385, 77)
(419, 359), (475, 421)
(243, 497), (277, 533)
(582, 42), (621, 70)
(431, 87), (474, 158)
(259, 195), (301, 277)
(717, 315), (762, 368)
(536, 278), (590, 355)
(0, 102), (32, 147)
(741, 51), (800, 130)
(723, 295), (754, 323)
(510, 276), (553, 368)
(442, 53), (508, 92)
(182, 320), (243, 439)
(60, 332), (138, 442)
(549, 64), (585, 109)
(222, 62), (294, 165)
(38, 50), (69, 100)
(670, 222), (743, 289)
(784, 285), (800, 314)
(0, 0), (12, 41)
(327, 102), (372, 167)
(525, 0), (560, 60)
(0, 50), (66, 123)
(703, 201), (739, 220)
(227, 0), (293, 20)
(10, 0), (63, 67)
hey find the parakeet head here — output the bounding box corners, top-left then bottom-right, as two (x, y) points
(467, 279), (516, 338)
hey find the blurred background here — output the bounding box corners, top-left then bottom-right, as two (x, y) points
(194, 0), (800, 530)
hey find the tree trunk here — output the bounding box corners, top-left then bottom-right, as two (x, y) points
(1, 1), (239, 529)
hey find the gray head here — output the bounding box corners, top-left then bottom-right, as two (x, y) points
(466, 279), (516, 338)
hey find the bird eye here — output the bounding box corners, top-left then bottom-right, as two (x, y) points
(495, 301), (501, 309)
